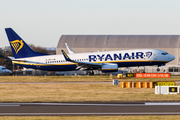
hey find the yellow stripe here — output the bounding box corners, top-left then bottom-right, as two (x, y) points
(63, 51), (69, 59)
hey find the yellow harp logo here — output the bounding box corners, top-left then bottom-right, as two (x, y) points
(10, 40), (24, 54)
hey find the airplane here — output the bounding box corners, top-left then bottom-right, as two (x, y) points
(5, 28), (175, 73)
(0, 66), (13, 75)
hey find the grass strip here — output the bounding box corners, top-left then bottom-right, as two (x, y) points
(0, 75), (180, 82)
(0, 83), (180, 102)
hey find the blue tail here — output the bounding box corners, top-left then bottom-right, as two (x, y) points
(5, 28), (48, 58)
(61, 50), (72, 61)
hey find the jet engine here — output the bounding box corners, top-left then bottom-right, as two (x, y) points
(101, 64), (118, 72)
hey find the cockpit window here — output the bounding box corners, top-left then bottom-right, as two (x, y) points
(161, 52), (168, 55)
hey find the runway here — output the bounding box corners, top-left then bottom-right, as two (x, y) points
(1, 102), (180, 116)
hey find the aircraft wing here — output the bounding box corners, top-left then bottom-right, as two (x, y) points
(65, 43), (75, 54)
(61, 50), (102, 70)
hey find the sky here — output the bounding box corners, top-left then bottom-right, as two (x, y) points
(1, 0), (180, 47)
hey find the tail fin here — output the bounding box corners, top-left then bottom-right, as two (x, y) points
(5, 28), (48, 58)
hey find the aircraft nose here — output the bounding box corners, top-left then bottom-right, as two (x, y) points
(169, 54), (175, 61)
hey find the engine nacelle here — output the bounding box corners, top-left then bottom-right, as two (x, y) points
(101, 64), (118, 72)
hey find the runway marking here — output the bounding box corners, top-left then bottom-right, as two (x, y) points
(0, 105), (20, 106)
(0, 112), (180, 115)
(145, 102), (180, 105)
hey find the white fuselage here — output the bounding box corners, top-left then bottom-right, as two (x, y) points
(12, 49), (175, 71)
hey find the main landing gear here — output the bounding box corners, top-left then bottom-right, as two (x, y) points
(89, 70), (94, 75)
(157, 67), (160, 72)
(156, 65), (160, 72)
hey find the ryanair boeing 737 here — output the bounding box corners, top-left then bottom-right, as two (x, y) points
(5, 28), (175, 73)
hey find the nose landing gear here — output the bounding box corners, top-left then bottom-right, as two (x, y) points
(157, 67), (160, 72)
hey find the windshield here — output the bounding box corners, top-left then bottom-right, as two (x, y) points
(161, 52), (168, 55)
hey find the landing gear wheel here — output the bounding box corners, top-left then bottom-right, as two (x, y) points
(157, 68), (160, 72)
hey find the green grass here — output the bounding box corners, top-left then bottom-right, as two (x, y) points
(0, 75), (180, 82)
(0, 76), (111, 82)
(0, 83), (180, 102)
(0, 76), (179, 102)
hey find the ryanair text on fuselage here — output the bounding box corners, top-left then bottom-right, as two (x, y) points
(89, 51), (152, 62)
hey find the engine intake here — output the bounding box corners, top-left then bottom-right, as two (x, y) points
(101, 64), (118, 72)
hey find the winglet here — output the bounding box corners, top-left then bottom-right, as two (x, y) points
(65, 43), (75, 54)
(61, 50), (72, 61)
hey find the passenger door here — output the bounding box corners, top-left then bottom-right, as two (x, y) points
(153, 54), (157, 60)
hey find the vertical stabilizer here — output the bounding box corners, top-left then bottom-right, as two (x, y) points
(5, 28), (48, 58)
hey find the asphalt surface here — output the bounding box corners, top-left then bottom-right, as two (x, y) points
(1, 102), (180, 116)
